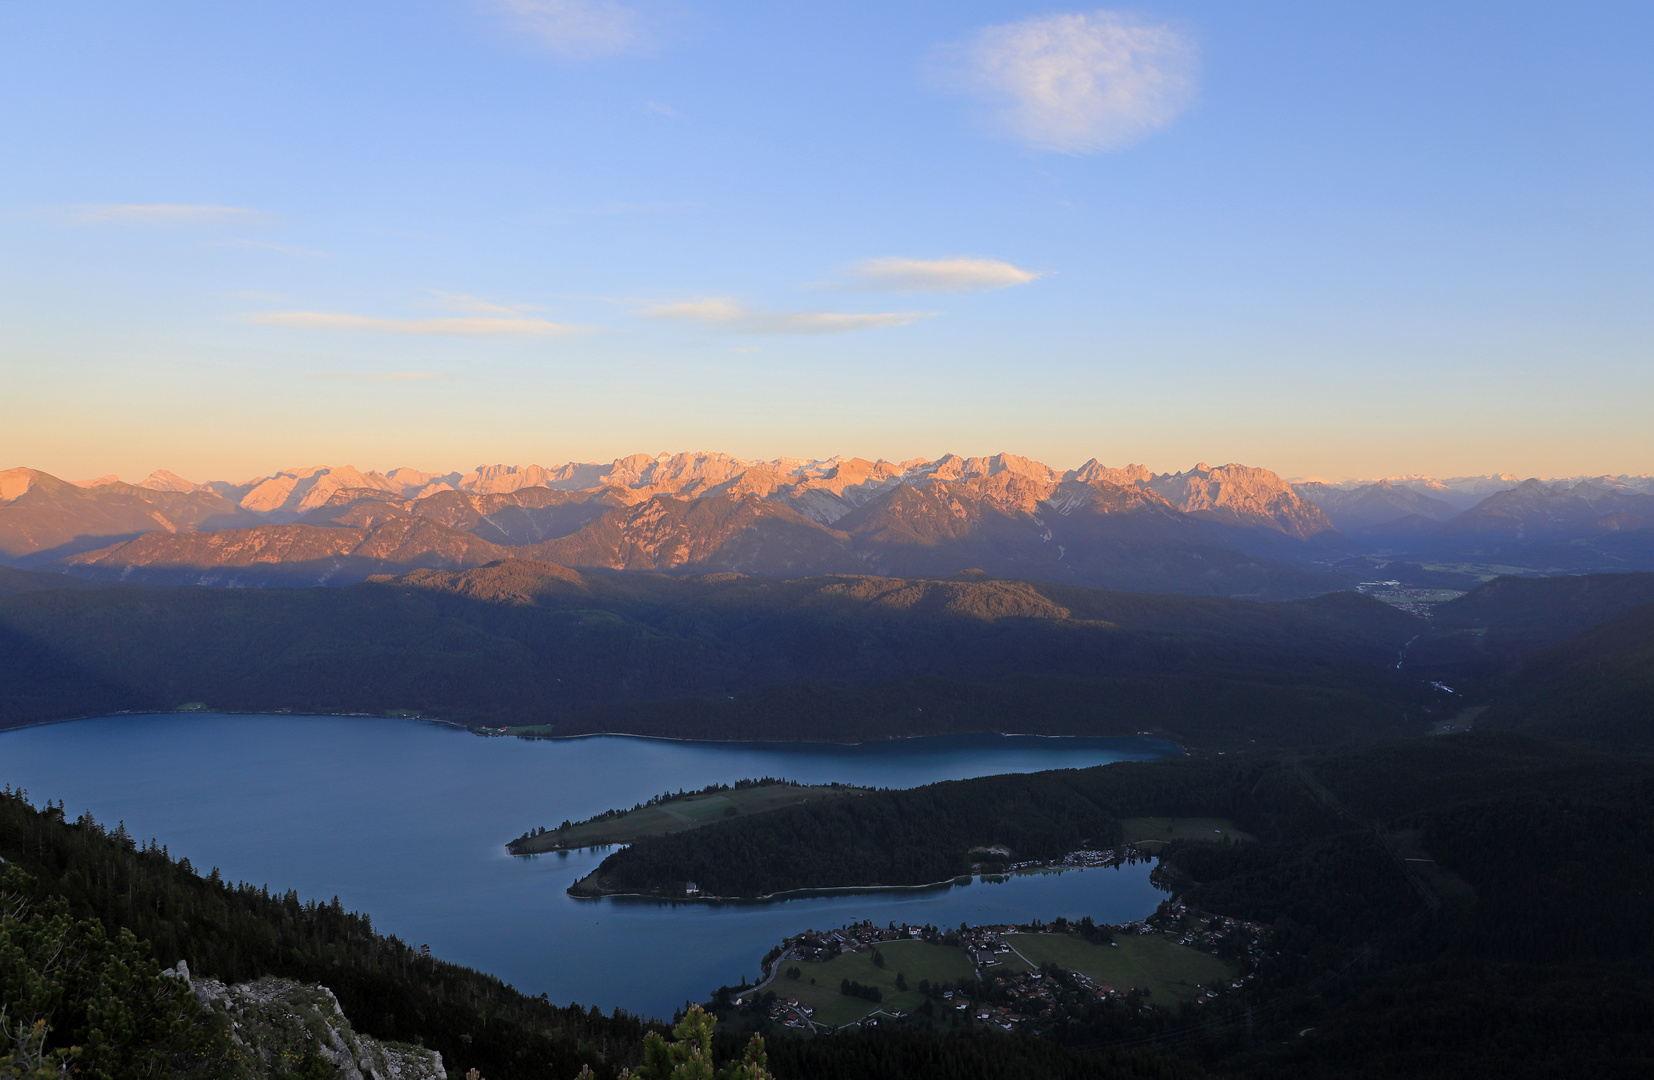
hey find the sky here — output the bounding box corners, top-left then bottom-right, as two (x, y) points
(2, 1), (1650, 484)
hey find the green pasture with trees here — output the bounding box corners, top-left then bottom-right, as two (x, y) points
(1118, 816), (1257, 849)
(1006, 932), (1234, 1005)
(770, 940), (978, 1027)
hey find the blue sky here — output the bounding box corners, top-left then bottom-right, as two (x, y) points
(2, 1), (1650, 482)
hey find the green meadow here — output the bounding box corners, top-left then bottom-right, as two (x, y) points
(1006, 932), (1234, 1004)
(1118, 816), (1256, 847)
(771, 940), (977, 1027)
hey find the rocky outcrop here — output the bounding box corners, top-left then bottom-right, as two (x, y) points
(167, 962), (446, 1079)
(137, 469), (209, 493)
(235, 466), (410, 516)
(1146, 463), (1335, 539)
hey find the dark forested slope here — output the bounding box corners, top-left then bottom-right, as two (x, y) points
(1394, 573), (1654, 750)
(1474, 600), (1654, 749)
(0, 560), (1428, 745)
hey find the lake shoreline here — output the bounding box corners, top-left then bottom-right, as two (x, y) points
(570, 858), (1153, 905)
(2, 709), (1186, 753)
(0, 712), (1174, 1019)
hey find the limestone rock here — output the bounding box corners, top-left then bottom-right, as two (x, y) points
(190, 975), (446, 1080)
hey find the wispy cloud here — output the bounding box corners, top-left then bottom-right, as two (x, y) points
(642, 298), (932, 335)
(205, 238), (327, 259)
(929, 10), (1198, 154)
(247, 310), (583, 337)
(846, 257), (1043, 293)
(65, 204), (264, 226)
(491, 0), (651, 59)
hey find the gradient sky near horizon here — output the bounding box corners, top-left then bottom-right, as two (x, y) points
(2, 1), (1650, 484)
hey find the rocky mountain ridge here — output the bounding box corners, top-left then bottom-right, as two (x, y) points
(50, 462), (1339, 595)
(12, 453), (1654, 589)
(49, 451), (1334, 530)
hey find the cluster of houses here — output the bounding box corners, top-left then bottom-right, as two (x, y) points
(954, 925), (1014, 968)
(734, 899), (1272, 1035)
(936, 968), (1121, 1032)
(764, 998), (814, 1030)
(1158, 899), (1272, 967)
(975, 970), (1059, 1028)
(978, 847), (1132, 875)
(785, 920), (932, 961)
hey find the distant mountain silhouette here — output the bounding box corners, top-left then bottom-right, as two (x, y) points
(1295, 479), (1461, 533)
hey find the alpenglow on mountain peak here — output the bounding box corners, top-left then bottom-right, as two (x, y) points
(49, 452), (1323, 524)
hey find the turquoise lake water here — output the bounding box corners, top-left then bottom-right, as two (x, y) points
(0, 713), (1176, 1019)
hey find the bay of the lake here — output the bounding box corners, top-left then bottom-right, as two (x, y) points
(0, 713), (1176, 1020)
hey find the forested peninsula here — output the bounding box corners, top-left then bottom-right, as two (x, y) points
(574, 732), (1654, 901)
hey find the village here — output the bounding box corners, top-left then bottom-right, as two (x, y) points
(723, 893), (1273, 1036)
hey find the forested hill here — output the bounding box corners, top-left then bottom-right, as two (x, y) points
(1430, 571), (1654, 650)
(0, 560), (1429, 747)
(1406, 574), (1654, 750)
(1475, 599), (1654, 750)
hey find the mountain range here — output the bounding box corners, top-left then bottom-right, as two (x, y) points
(5, 453), (1653, 594)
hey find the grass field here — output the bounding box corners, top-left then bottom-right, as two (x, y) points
(1006, 932), (1233, 1004)
(772, 940), (976, 1027)
(511, 784), (861, 852)
(1118, 816), (1256, 847)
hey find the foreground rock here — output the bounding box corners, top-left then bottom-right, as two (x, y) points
(169, 962), (446, 1079)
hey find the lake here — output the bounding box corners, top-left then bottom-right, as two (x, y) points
(0, 713), (1176, 1019)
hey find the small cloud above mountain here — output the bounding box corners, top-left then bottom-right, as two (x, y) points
(845, 257), (1042, 293)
